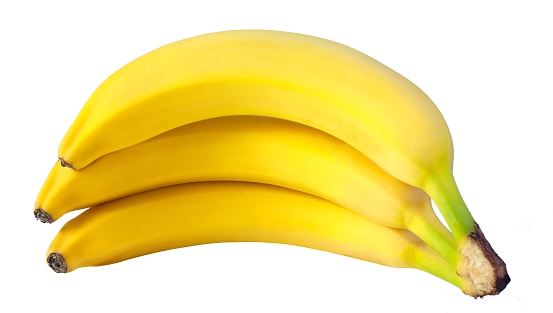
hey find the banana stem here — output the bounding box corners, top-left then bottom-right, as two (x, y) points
(424, 173), (475, 243)
(409, 242), (470, 294)
(405, 207), (458, 266)
(424, 172), (510, 297)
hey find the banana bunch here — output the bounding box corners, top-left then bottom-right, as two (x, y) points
(35, 30), (509, 298)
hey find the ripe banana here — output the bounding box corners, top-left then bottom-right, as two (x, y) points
(37, 116), (457, 266)
(54, 30), (508, 294)
(46, 181), (471, 295)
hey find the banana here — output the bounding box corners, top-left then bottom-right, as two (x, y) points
(46, 181), (471, 295)
(37, 116), (457, 267)
(54, 30), (508, 294)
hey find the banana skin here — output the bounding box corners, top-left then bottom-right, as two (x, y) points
(46, 181), (470, 295)
(48, 30), (508, 296)
(37, 116), (457, 267)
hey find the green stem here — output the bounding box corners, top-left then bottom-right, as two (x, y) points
(409, 240), (469, 294)
(424, 172), (475, 243)
(405, 203), (458, 266)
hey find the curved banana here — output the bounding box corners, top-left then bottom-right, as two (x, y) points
(46, 181), (471, 295)
(37, 116), (456, 266)
(56, 30), (507, 293)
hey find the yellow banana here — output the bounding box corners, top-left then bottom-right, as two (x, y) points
(37, 116), (457, 267)
(46, 181), (471, 295)
(54, 30), (508, 294)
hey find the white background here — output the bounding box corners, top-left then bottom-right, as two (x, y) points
(1, 1), (551, 312)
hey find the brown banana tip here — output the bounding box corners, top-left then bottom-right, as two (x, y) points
(47, 253), (68, 273)
(59, 158), (74, 170)
(472, 223), (510, 296)
(495, 270), (511, 295)
(459, 222), (510, 298)
(34, 208), (53, 224)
